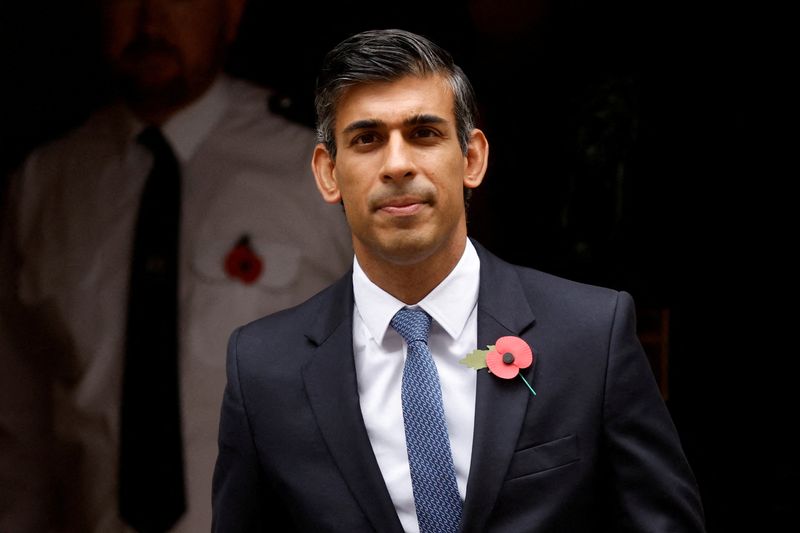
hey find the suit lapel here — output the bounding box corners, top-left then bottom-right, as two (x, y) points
(301, 275), (405, 533)
(461, 241), (538, 532)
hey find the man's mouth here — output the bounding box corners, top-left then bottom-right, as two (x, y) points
(377, 196), (427, 216)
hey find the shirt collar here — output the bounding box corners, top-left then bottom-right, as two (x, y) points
(121, 74), (231, 163)
(353, 239), (480, 345)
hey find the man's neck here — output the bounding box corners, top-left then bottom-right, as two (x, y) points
(355, 234), (468, 305)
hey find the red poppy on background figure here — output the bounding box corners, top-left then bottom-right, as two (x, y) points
(224, 235), (263, 284)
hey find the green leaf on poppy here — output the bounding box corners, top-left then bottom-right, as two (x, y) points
(460, 347), (491, 370)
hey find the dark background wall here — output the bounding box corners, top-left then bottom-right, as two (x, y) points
(2, 1), (793, 530)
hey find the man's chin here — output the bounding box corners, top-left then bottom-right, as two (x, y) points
(129, 65), (182, 89)
(114, 54), (181, 89)
(375, 233), (442, 267)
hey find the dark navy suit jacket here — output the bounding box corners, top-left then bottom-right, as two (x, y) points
(212, 240), (705, 532)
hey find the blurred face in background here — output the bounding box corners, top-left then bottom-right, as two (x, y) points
(100, 0), (246, 119)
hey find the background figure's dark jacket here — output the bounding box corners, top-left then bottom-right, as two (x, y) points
(212, 240), (705, 532)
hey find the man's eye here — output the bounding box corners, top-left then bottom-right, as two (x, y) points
(413, 128), (439, 138)
(353, 133), (378, 145)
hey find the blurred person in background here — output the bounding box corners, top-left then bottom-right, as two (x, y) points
(0, 0), (352, 531)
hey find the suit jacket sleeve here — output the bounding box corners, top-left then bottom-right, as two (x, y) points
(212, 327), (296, 533)
(603, 291), (705, 531)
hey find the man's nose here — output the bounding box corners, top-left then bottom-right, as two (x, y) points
(138, 0), (169, 34)
(381, 133), (416, 181)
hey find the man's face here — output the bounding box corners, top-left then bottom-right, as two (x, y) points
(100, 0), (243, 110)
(313, 74), (486, 269)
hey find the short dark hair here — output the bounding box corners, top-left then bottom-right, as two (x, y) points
(314, 29), (479, 160)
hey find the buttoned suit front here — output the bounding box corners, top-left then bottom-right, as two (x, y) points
(212, 240), (705, 532)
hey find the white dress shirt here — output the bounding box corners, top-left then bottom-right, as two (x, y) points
(0, 75), (353, 533)
(352, 239), (480, 533)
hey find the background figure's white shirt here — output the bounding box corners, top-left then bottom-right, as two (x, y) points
(0, 75), (353, 533)
(352, 240), (479, 533)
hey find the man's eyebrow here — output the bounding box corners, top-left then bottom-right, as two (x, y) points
(405, 114), (447, 126)
(342, 119), (384, 135)
(341, 114), (448, 136)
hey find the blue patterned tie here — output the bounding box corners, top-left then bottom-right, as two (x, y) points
(391, 308), (462, 533)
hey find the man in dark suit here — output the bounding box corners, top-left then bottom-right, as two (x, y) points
(211, 29), (706, 532)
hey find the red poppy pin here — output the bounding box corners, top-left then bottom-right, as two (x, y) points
(459, 336), (537, 396)
(224, 235), (263, 284)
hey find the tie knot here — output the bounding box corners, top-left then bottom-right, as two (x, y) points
(138, 126), (172, 156)
(390, 307), (432, 345)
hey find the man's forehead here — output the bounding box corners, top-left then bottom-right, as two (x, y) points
(335, 75), (455, 129)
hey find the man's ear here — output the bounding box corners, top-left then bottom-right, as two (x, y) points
(463, 128), (489, 190)
(312, 144), (342, 204)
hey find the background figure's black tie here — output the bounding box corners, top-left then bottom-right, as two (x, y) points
(119, 126), (185, 532)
